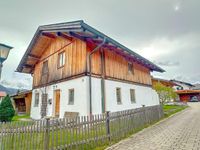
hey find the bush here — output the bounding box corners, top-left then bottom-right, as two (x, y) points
(0, 95), (15, 122)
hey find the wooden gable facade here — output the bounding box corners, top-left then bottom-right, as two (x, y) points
(17, 21), (164, 88)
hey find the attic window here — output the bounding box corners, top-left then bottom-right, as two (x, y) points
(128, 62), (134, 74)
(58, 51), (65, 68)
(42, 60), (48, 75)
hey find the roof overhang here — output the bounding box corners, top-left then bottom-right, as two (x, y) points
(176, 90), (200, 94)
(16, 20), (165, 74)
(152, 77), (178, 86)
(170, 80), (194, 87)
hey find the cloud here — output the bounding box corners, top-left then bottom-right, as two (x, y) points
(154, 60), (180, 67)
(0, 0), (200, 86)
(0, 72), (32, 89)
(0, 78), (32, 90)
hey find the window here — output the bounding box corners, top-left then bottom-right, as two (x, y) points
(34, 93), (39, 107)
(130, 89), (136, 103)
(58, 51), (65, 68)
(177, 86), (183, 90)
(128, 62), (134, 74)
(42, 60), (49, 75)
(68, 89), (74, 105)
(116, 88), (122, 104)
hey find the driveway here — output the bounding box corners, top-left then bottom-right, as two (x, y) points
(107, 103), (200, 150)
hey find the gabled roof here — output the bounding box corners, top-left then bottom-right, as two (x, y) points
(152, 77), (177, 87)
(170, 79), (194, 87)
(192, 84), (200, 90)
(16, 20), (165, 73)
(11, 90), (32, 99)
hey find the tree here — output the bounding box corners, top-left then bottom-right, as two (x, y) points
(154, 82), (177, 104)
(0, 95), (15, 122)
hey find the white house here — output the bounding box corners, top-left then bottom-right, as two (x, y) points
(171, 79), (194, 90)
(17, 20), (164, 119)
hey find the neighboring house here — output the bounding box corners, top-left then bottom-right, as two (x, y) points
(152, 77), (178, 102)
(176, 90), (200, 102)
(170, 80), (200, 102)
(192, 84), (200, 90)
(152, 77), (176, 88)
(11, 90), (32, 114)
(16, 20), (164, 119)
(0, 91), (6, 103)
(170, 79), (194, 90)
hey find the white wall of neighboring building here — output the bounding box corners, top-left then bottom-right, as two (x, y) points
(172, 82), (192, 90)
(30, 76), (160, 119)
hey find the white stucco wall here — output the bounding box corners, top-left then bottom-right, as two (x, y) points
(30, 76), (160, 119)
(91, 78), (160, 113)
(173, 82), (192, 90)
(105, 79), (159, 112)
(30, 77), (88, 119)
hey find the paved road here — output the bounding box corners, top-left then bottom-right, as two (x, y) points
(107, 103), (200, 150)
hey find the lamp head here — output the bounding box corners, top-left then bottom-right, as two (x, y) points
(0, 43), (13, 63)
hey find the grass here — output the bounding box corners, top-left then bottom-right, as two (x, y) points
(163, 104), (188, 118)
(12, 114), (30, 121)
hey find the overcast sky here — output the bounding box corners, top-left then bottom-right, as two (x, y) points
(0, 0), (199, 89)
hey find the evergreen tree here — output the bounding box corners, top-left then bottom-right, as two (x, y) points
(0, 95), (15, 122)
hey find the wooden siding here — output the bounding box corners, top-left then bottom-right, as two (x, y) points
(33, 37), (87, 87)
(25, 93), (32, 114)
(33, 37), (152, 87)
(88, 47), (152, 85)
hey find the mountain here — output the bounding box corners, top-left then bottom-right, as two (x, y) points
(0, 84), (20, 95)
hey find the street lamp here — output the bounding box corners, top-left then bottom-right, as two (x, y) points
(0, 43), (13, 79)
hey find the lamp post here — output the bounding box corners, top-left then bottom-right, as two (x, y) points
(0, 43), (13, 79)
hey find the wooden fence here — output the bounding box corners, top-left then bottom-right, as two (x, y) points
(0, 105), (163, 150)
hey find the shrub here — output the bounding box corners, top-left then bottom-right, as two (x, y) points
(0, 95), (15, 122)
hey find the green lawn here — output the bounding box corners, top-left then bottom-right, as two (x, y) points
(12, 114), (31, 121)
(163, 104), (188, 118)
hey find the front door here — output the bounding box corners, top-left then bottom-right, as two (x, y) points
(54, 90), (60, 117)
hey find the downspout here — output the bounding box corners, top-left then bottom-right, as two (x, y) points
(100, 48), (106, 113)
(88, 37), (106, 115)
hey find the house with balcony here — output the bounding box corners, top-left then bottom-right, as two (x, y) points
(17, 20), (164, 119)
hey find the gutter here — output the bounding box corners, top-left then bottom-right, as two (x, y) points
(88, 38), (106, 115)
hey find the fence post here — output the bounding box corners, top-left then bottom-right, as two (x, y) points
(106, 111), (110, 141)
(44, 117), (50, 150)
(142, 105), (147, 124)
(159, 104), (164, 119)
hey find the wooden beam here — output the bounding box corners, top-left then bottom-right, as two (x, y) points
(57, 32), (73, 41)
(69, 31), (85, 41)
(28, 54), (40, 60)
(23, 64), (34, 68)
(42, 32), (56, 39)
(76, 32), (98, 38)
(91, 39), (103, 44)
